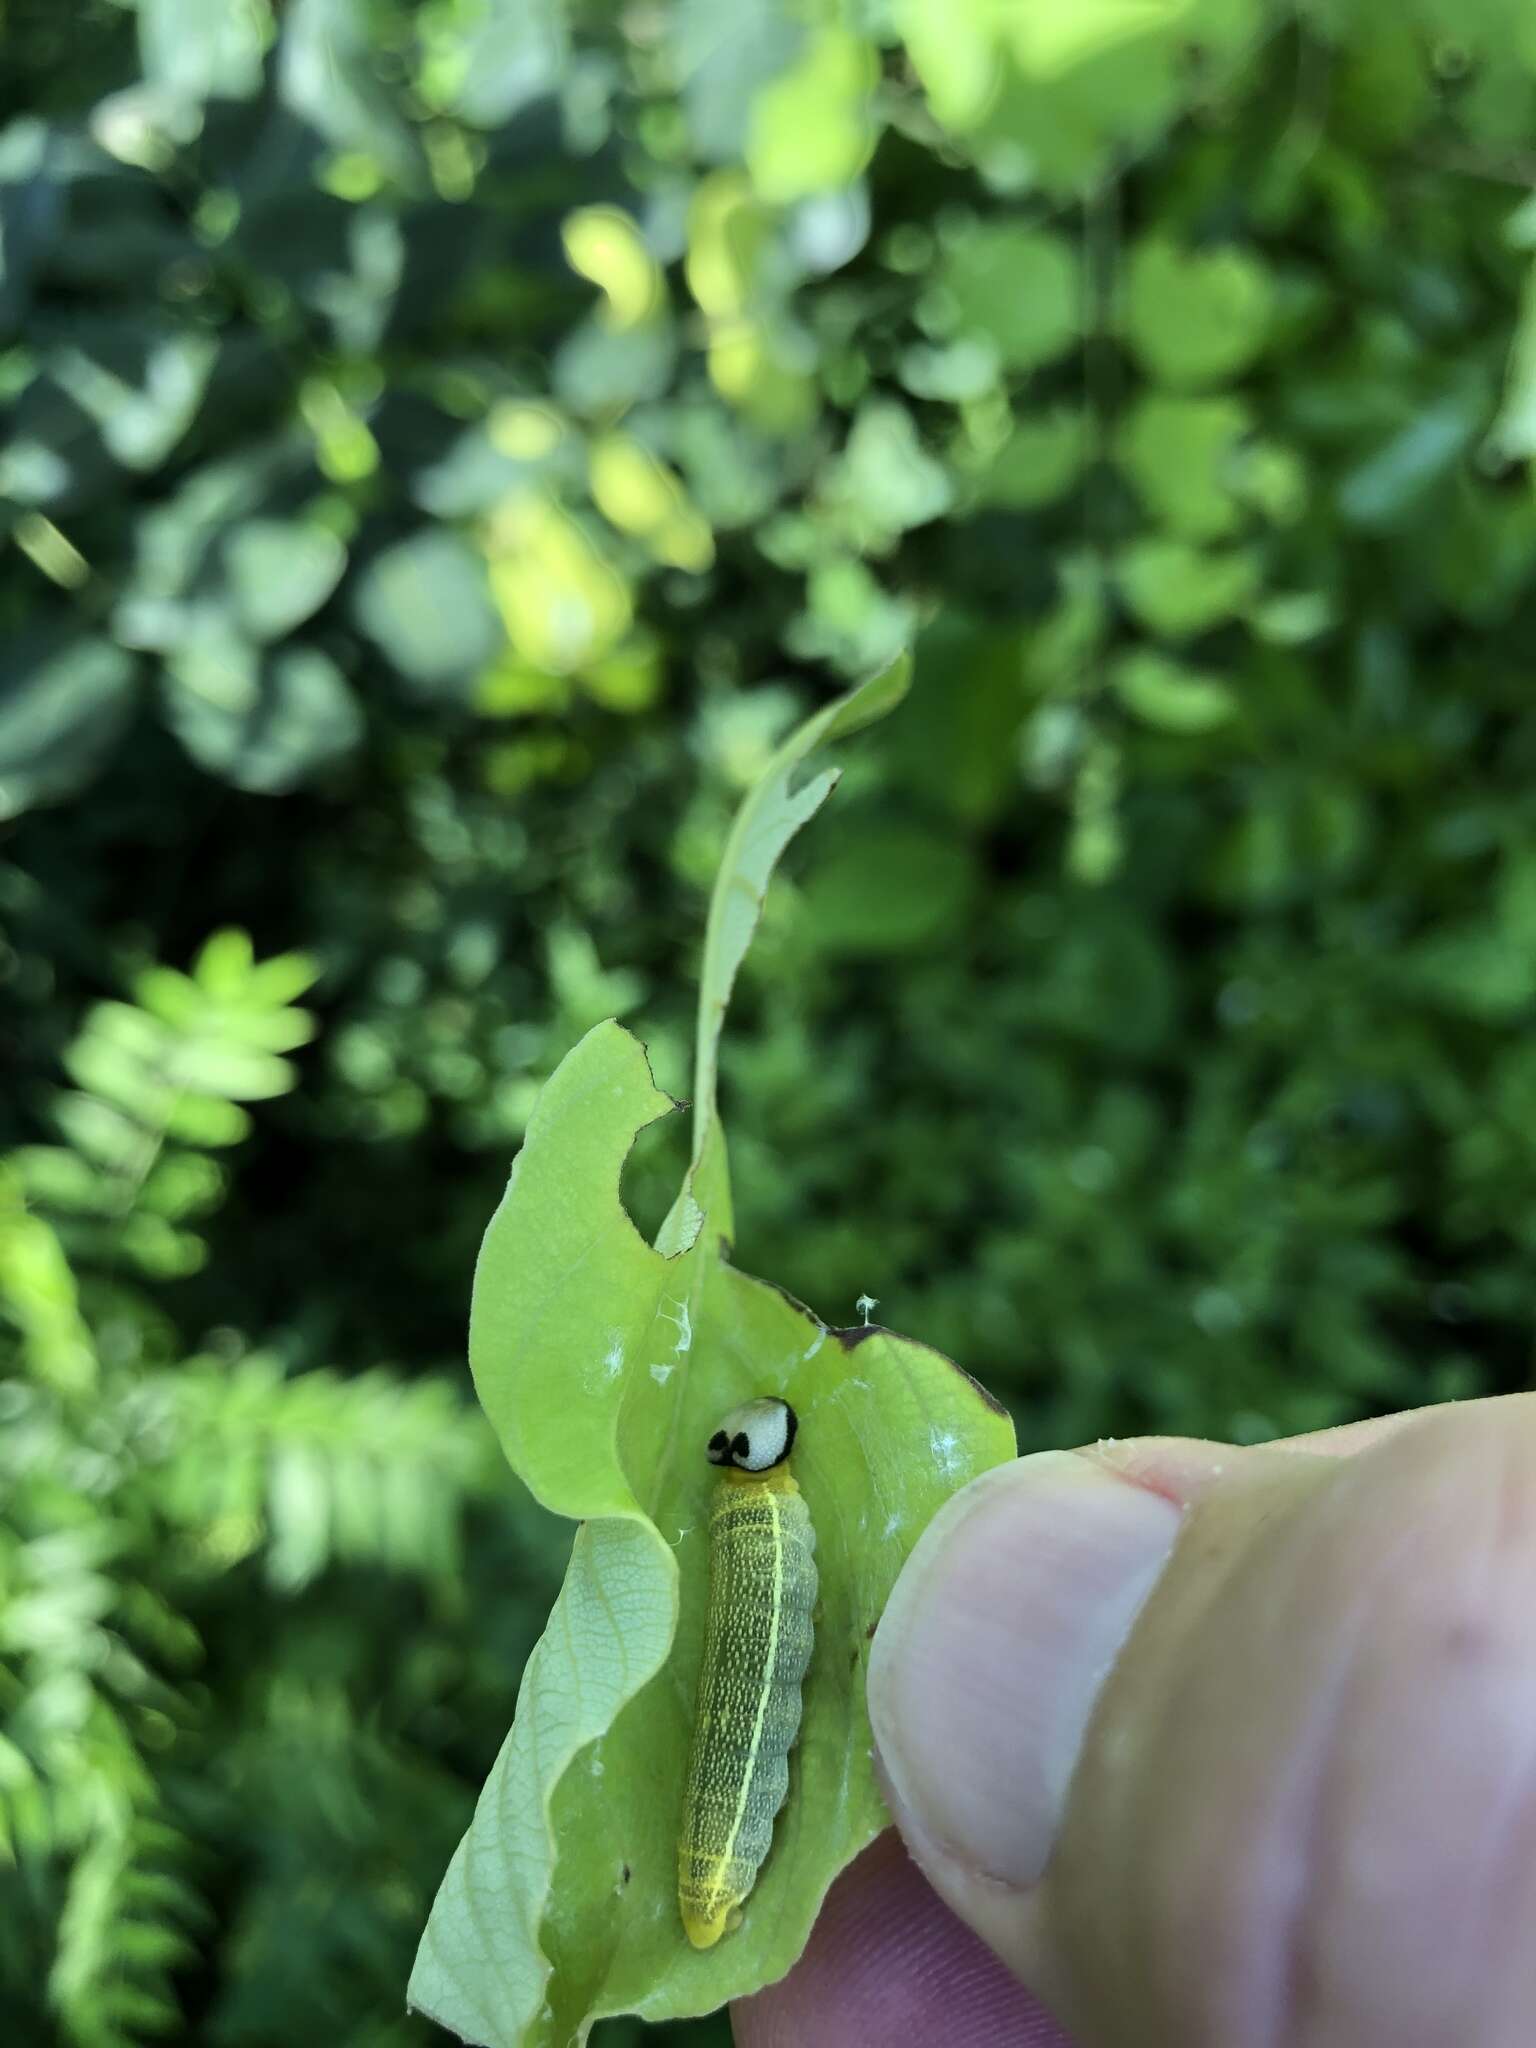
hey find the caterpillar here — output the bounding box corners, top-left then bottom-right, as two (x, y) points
(678, 1397), (817, 1950)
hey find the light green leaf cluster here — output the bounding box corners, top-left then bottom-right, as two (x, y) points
(409, 660), (1015, 2044)
(13, 929), (318, 1279)
(0, 925), (508, 2047)
(748, 28), (879, 204)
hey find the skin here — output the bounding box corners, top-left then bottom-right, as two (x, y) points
(733, 1395), (1536, 2047)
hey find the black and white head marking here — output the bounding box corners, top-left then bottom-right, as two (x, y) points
(705, 1397), (797, 1472)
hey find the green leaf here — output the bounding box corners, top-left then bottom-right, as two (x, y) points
(410, 1029), (1014, 2046)
(162, 1095), (251, 1146)
(747, 29), (879, 204)
(561, 207), (664, 333)
(191, 928), (256, 999)
(137, 0), (267, 109)
(1490, 258), (1536, 462)
(223, 519), (347, 643)
(0, 1166), (96, 1394)
(899, 336), (1002, 402)
(419, 0), (567, 128)
(53, 1091), (148, 1173)
(63, 1031), (174, 1124)
(801, 821), (976, 954)
(686, 653), (912, 1235)
(411, 656), (1015, 2044)
(10, 1146), (114, 1217)
(1015, 0), (1195, 74)
(352, 530), (503, 697)
(278, 0), (426, 187)
(0, 628), (137, 821)
(936, 224), (1080, 371)
(247, 951), (325, 1008)
(1125, 239), (1273, 390)
(1113, 648), (1237, 732)
(1337, 387), (1485, 531)
(1116, 538), (1261, 639)
(163, 645), (363, 793)
(49, 325), (218, 472)
(967, 408), (1085, 510)
(165, 1039), (300, 1102)
(827, 402), (953, 537)
(1118, 393), (1251, 540)
(589, 436), (715, 573)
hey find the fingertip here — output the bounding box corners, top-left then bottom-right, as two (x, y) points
(867, 1452), (1180, 1894)
(730, 1831), (1072, 2048)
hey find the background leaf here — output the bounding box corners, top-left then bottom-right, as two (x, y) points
(162, 644), (363, 790)
(0, 628), (137, 820)
(936, 224), (1080, 371)
(353, 531), (504, 697)
(1125, 240), (1273, 390)
(221, 518), (348, 642)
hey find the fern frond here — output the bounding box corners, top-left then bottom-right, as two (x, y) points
(18, 930), (319, 1279)
(0, 1166), (96, 1395)
(147, 1356), (499, 1589)
(51, 1796), (201, 2048)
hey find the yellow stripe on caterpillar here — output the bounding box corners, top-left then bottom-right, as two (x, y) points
(678, 1398), (817, 1949)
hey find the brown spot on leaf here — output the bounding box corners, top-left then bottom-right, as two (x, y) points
(833, 1323), (883, 1349)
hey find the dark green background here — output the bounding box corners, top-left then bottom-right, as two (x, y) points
(5, 1), (1536, 2042)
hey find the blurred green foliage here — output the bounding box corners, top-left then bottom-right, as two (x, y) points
(5, 0), (1536, 2041)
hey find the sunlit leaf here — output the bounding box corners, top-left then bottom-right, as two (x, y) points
(589, 436), (715, 573)
(410, 658), (1015, 2045)
(1011, 0), (1192, 75)
(562, 207), (664, 332)
(747, 29), (879, 204)
(486, 499), (633, 676)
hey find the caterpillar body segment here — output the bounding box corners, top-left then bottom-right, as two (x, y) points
(678, 1399), (817, 1949)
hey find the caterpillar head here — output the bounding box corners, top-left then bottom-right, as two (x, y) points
(705, 1397), (797, 1473)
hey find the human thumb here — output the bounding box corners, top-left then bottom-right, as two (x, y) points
(867, 1403), (1536, 2047)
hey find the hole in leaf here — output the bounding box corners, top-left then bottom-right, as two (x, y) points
(619, 1105), (690, 1247)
